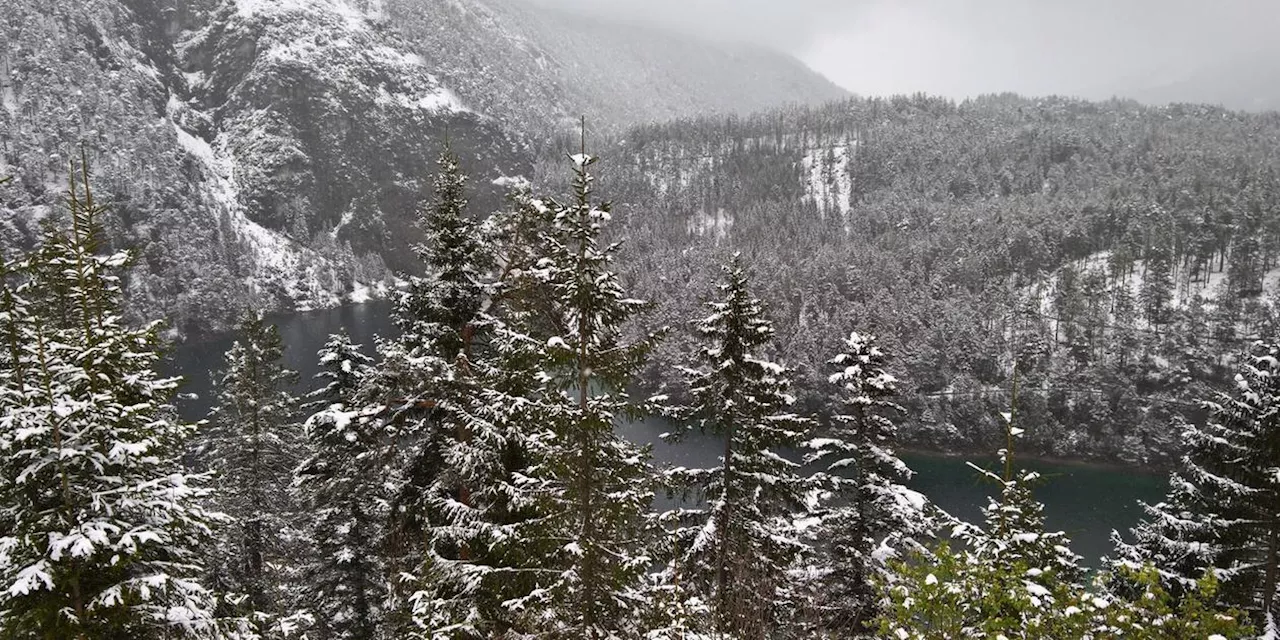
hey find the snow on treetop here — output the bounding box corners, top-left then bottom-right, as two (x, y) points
(236, 0), (365, 28)
(492, 175), (532, 191)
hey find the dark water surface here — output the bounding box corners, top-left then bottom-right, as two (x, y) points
(167, 301), (1166, 565)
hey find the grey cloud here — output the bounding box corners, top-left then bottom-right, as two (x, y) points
(524, 0), (1280, 108)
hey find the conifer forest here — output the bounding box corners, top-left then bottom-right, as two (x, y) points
(5, 0), (1280, 638)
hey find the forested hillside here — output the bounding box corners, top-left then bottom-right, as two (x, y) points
(0, 0), (838, 334)
(1, 0), (528, 334)
(0, 151), (1267, 639)
(555, 94), (1280, 465)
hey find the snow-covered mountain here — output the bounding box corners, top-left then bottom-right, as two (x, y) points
(0, 0), (842, 334)
(385, 0), (849, 134)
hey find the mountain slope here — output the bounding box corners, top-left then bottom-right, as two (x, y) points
(384, 0), (849, 135)
(559, 95), (1280, 464)
(1, 0), (843, 334)
(179, 0), (530, 271)
(1, 0), (531, 334)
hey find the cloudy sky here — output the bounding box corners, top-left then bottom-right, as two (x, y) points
(528, 0), (1278, 104)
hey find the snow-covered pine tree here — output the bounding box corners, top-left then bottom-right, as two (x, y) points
(394, 143), (489, 357)
(363, 147), (546, 637)
(378, 145), (484, 593)
(403, 323), (548, 638)
(663, 253), (813, 639)
(1113, 340), (1280, 620)
(805, 331), (933, 634)
(294, 333), (385, 639)
(506, 150), (661, 638)
(204, 312), (304, 633)
(0, 163), (223, 636)
(963, 409), (1083, 588)
(1139, 241), (1174, 329)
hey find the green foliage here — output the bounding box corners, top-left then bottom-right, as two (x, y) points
(878, 548), (1253, 639)
(874, 410), (1249, 639)
(0, 161), (224, 637)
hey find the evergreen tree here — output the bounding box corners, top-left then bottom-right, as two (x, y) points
(507, 151), (660, 638)
(203, 312), (304, 633)
(1109, 282), (1139, 371)
(1114, 340), (1280, 621)
(1140, 243), (1174, 329)
(395, 144), (489, 358)
(970, 411), (1084, 587)
(876, 409), (1250, 639)
(294, 333), (385, 639)
(0, 164), (223, 636)
(805, 331), (933, 634)
(877, 416), (1091, 639)
(376, 147), (485, 614)
(366, 148), (547, 637)
(664, 254), (813, 639)
(881, 526), (1251, 639)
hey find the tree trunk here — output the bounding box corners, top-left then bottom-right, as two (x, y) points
(1264, 518), (1279, 618)
(717, 414), (735, 634)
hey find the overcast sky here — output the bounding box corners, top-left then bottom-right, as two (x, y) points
(527, 0), (1279, 102)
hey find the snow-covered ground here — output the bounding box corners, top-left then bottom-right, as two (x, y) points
(1027, 249), (1280, 336)
(686, 208), (733, 240)
(802, 143), (854, 224)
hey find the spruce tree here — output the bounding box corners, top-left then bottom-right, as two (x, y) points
(1140, 243), (1174, 329)
(204, 312), (304, 633)
(968, 410), (1084, 588)
(395, 144), (488, 357)
(0, 164), (222, 636)
(379, 145), (485, 592)
(805, 331), (933, 633)
(664, 254), (813, 639)
(377, 148), (546, 637)
(507, 151), (660, 638)
(1113, 340), (1280, 620)
(294, 333), (385, 639)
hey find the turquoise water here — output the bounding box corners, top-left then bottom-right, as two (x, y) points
(618, 412), (1167, 566)
(900, 452), (1166, 565)
(167, 301), (1167, 565)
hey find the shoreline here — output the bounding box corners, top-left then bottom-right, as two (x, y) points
(897, 445), (1169, 477)
(166, 296), (397, 348)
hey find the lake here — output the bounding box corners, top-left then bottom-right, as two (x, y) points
(165, 300), (1166, 565)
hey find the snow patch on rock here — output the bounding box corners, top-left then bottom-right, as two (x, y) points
(168, 98), (359, 310)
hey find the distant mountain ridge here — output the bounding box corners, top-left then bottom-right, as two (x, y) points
(1088, 53), (1280, 113)
(384, 0), (849, 135)
(0, 0), (843, 334)
(1128, 59), (1280, 113)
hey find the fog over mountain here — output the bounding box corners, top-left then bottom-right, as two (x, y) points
(531, 0), (1280, 110)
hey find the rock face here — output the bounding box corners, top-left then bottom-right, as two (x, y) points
(1, 0), (840, 334)
(1, 0), (530, 335)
